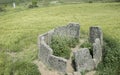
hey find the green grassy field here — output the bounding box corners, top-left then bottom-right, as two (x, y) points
(0, 3), (120, 75)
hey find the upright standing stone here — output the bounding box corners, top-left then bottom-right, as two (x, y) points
(89, 26), (103, 45)
(38, 36), (53, 65)
(74, 48), (95, 72)
(53, 22), (80, 39)
(48, 55), (67, 73)
(93, 38), (102, 68)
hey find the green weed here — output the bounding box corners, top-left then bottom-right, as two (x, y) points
(8, 61), (41, 75)
(0, 51), (40, 75)
(50, 36), (71, 59)
(96, 35), (120, 75)
(50, 36), (79, 59)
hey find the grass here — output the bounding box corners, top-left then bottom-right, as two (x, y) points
(50, 36), (79, 59)
(0, 2), (120, 75)
(8, 61), (41, 75)
(0, 52), (41, 75)
(0, 3), (120, 52)
(50, 36), (71, 59)
(96, 36), (120, 75)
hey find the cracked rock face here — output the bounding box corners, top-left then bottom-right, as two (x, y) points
(74, 48), (95, 72)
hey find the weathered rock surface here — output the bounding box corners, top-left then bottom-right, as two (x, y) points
(38, 30), (54, 46)
(53, 22), (80, 38)
(74, 48), (95, 72)
(89, 26), (103, 45)
(67, 73), (73, 75)
(48, 55), (67, 73)
(93, 38), (102, 68)
(39, 40), (53, 65)
(73, 72), (81, 75)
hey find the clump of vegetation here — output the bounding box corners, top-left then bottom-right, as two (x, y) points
(96, 35), (120, 75)
(28, 0), (38, 8)
(0, 52), (9, 75)
(50, 36), (71, 59)
(80, 41), (93, 57)
(88, 0), (93, 3)
(81, 70), (86, 75)
(50, 36), (79, 59)
(8, 61), (41, 75)
(0, 6), (5, 12)
(0, 51), (41, 75)
(65, 38), (79, 48)
(64, 73), (68, 75)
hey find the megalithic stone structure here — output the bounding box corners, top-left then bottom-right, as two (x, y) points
(38, 23), (80, 74)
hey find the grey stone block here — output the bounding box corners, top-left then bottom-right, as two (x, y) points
(38, 30), (54, 64)
(89, 26), (103, 46)
(39, 41), (53, 65)
(38, 30), (54, 46)
(93, 38), (102, 68)
(53, 22), (80, 38)
(74, 48), (95, 72)
(48, 55), (67, 73)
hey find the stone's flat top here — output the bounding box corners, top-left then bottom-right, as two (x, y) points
(49, 55), (67, 62)
(90, 26), (101, 28)
(67, 22), (80, 26)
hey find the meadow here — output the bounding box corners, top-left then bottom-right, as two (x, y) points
(0, 2), (120, 75)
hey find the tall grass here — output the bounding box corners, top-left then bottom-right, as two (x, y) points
(0, 51), (41, 75)
(96, 35), (120, 75)
(50, 36), (79, 59)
